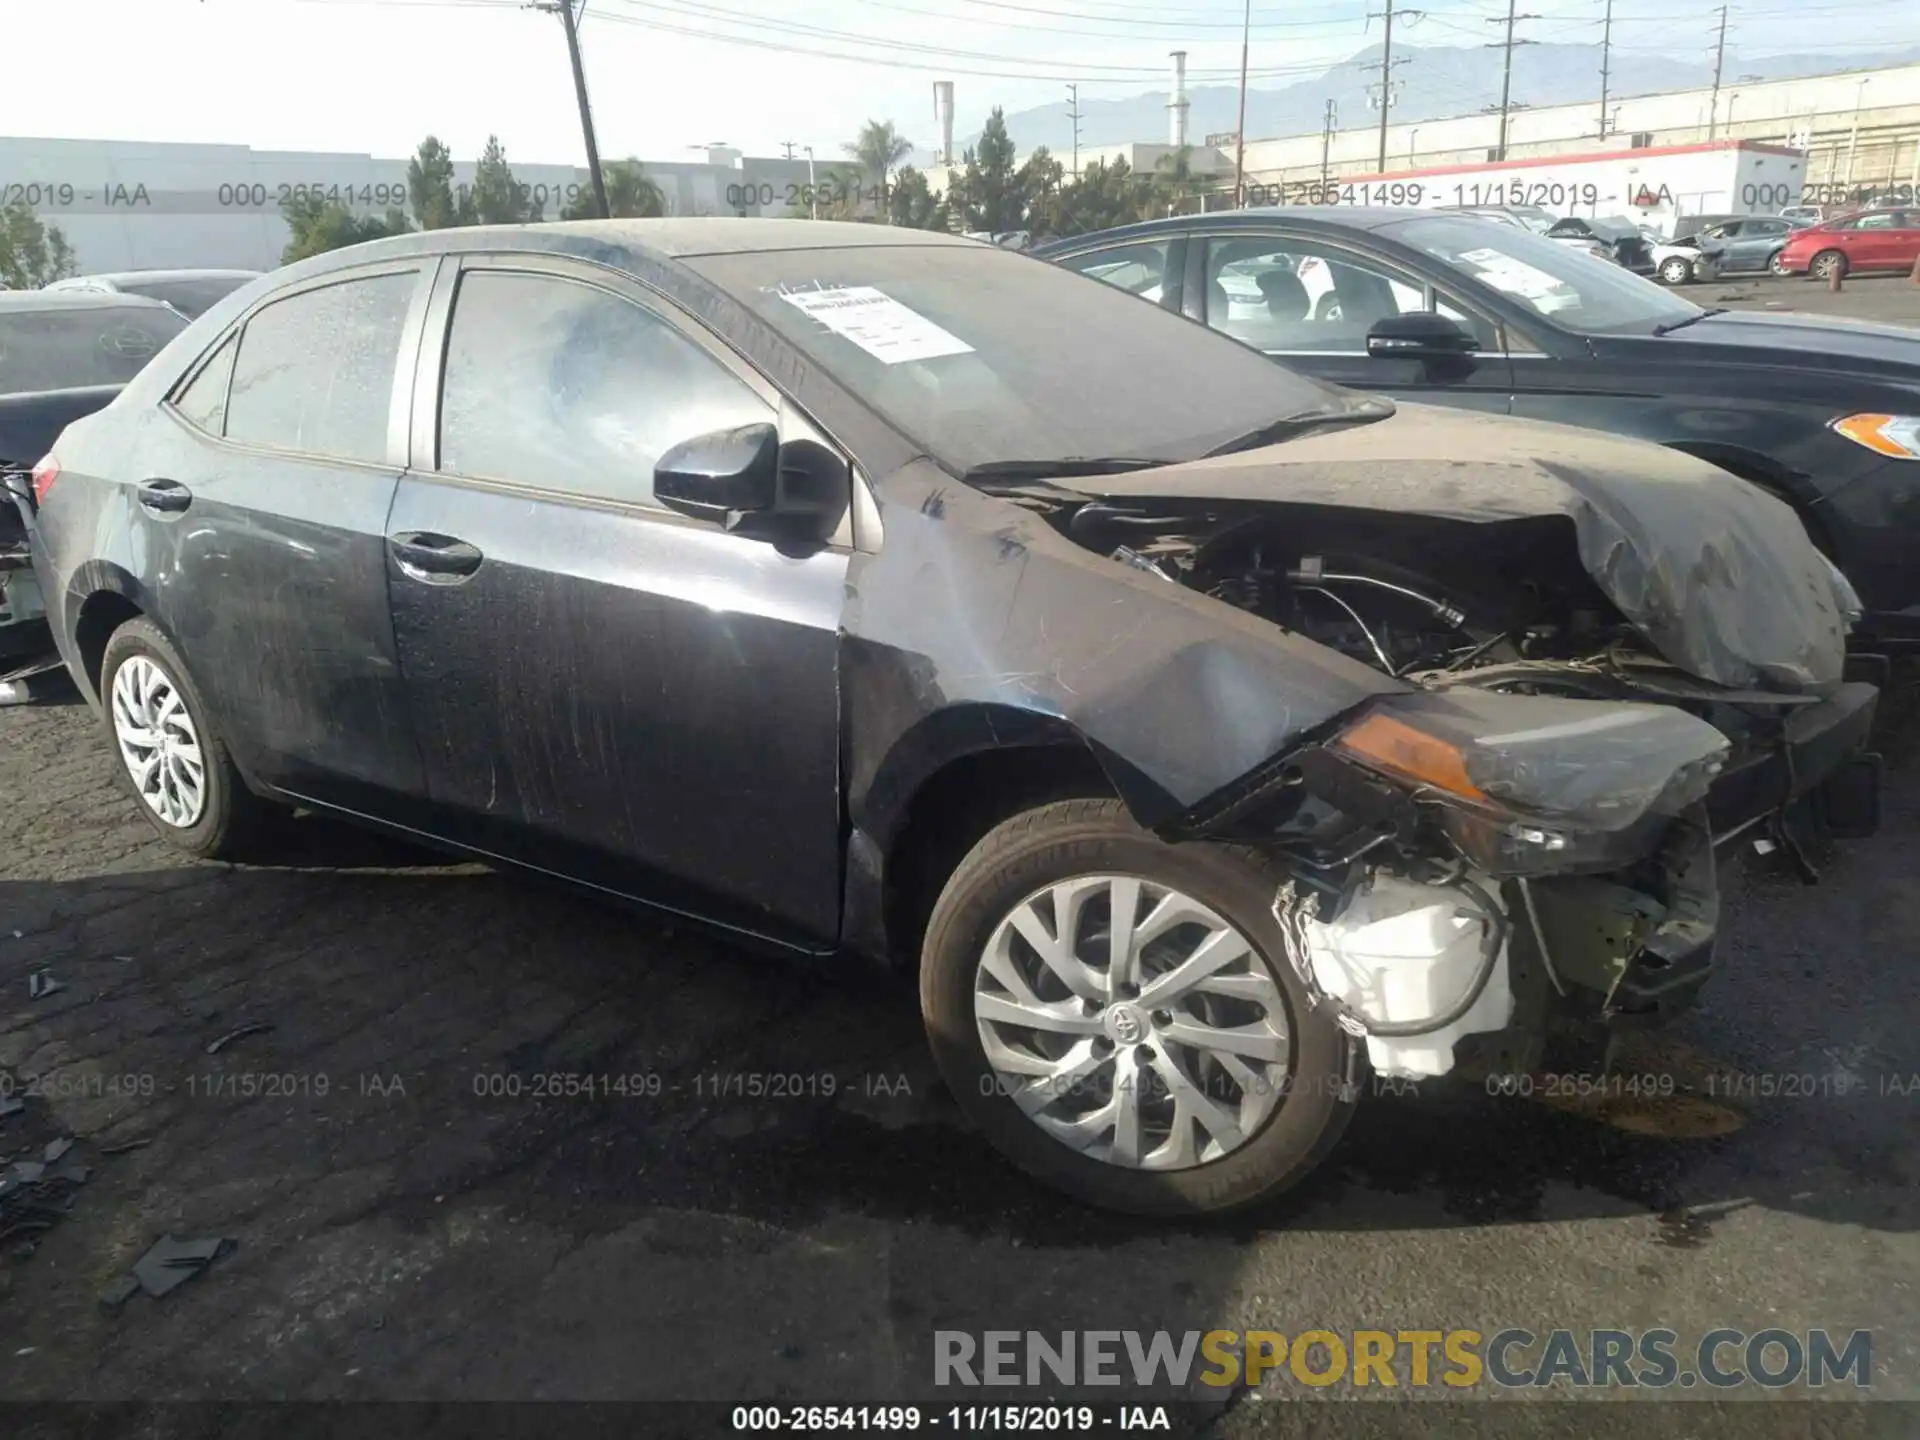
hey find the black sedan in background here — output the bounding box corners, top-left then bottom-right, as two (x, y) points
(8, 219), (1877, 1215)
(1037, 208), (1920, 645)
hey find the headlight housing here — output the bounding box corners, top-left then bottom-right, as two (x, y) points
(1328, 691), (1729, 875)
(1830, 413), (1920, 460)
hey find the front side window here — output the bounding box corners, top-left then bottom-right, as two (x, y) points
(1204, 236), (1491, 353)
(1057, 241), (1172, 302)
(224, 273), (416, 463)
(437, 269), (772, 507)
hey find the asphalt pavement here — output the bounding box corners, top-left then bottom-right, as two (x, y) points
(1703, 269), (1920, 324)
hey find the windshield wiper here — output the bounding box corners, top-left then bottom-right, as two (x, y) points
(1652, 307), (1728, 337)
(960, 456), (1171, 482)
(1202, 397), (1395, 459)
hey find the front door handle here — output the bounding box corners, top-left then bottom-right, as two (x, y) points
(389, 530), (484, 582)
(137, 478), (193, 514)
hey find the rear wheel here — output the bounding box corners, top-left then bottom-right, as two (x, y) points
(1768, 250), (1790, 277)
(99, 618), (272, 860)
(919, 798), (1364, 1216)
(1810, 249), (1848, 281)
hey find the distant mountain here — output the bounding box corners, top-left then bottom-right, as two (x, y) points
(975, 41), (1920, 156)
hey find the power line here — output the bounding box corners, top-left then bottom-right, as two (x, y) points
(585, 0), (1346, 82)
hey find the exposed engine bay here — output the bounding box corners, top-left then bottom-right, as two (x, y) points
(986, 488), (1871, 1081)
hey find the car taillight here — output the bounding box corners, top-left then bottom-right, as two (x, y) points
(29, 455), (58, 503)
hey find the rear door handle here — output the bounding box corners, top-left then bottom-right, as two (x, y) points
(389, 530), (484, 582)
(137, 478), (192, 514)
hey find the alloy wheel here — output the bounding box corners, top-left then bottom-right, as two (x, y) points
(111, 654), (206, 828)
(1769, 252), (1789, 276)
(973, 874), (1291, 1170)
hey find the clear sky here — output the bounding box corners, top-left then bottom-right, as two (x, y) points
(9, 0), (1889, 167)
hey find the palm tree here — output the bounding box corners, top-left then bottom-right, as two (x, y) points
(561, 158), (667, 219)
(844, 119), (914, 205)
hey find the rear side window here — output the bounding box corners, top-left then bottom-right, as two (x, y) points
(436, 269), (770, 507)
(172, 334), (238, 436)
(225, 273), (416, 463)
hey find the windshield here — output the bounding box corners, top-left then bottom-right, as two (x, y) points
(1383, 214), (1700, 335)
(118, 275), (254, 319)
(0, 304), (188, 395)
(690, 243), (1343, 475)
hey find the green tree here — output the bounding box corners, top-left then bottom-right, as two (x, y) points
(959, 108), (1021, 233)
(407, 135), (461, 230)
(1050, 157), (1150, 236)
(1014, 146), (1065, 237)
(281, 193), (412, 263)
(0, 198), (78, 289)
(844, 119), (913, 203)
(886, 166), (943, 229)
(560, 157), (667, 220)
(467, 134), (533, 224)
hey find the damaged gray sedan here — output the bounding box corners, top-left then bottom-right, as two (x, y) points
(12, 220), (1881, 1215)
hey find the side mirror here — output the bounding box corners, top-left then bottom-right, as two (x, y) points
(1366, 311), (1478, 359)
(654, 423), (779, 523)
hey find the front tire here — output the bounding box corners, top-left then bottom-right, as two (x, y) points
(99, 617), (271, 860)
(919, 798), (1364, 1216)
(1659, 257), (1693, 286)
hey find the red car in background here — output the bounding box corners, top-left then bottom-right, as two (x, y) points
(1776, 208), (1920, 281)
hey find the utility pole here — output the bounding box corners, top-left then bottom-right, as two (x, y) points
(1320, 99), (1337, 187)
(781, 141), (797, 160)
(1598, 0), (1613, 138)
(1233, 0), (1251, 205)
(1365, 1), (1416, 171)
(1066, 83), (1082, 179)
(1486, 0), (1538, 163)
(1706, 4), (1729, 140)
(532, 0), (609, 218)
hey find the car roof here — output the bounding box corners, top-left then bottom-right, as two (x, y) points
(1031, 206), (1469, 255)
(60, 268), (264, 284)
(0, 289), (184, 313)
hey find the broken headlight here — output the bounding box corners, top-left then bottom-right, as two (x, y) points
(1328, 690), (1730, 875)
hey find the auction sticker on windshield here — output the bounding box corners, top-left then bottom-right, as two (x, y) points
(778, 286), (974, 364)
(1457, 248), (1566, 303)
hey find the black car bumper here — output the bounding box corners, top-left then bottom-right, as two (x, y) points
(1705, 681), (1880, 843)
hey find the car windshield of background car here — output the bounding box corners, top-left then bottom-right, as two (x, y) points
(691, 243), (1343, 477)
(1386, 214), (1702, 335)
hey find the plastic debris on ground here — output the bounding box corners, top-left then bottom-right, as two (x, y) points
(205, 1022), (274, 1056)
(26, 971), (63, 1000)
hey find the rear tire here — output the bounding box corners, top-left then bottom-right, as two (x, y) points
(99, 618), (272, 860)
(919, 798), (1364, 1216)
(1811, 249), (1847, 281)
(1768, 251), (1790, 277)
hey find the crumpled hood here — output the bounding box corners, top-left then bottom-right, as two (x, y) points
(1074, 403), (1849, 693)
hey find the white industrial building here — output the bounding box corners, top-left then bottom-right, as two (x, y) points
(0, 137), (814, 273)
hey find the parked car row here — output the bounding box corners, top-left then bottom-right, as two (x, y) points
(1, 218), (1900, 1216)
(1647, 207), (1920, 285)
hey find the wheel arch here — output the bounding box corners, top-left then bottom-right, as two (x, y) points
(841, 703), (1131, 970)
(67, 562), (158, 705)
(1660, 441), (1839, 558)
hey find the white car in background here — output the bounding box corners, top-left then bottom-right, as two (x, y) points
(42, 269), (262, 320)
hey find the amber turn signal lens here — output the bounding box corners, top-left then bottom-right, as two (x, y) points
(1331, 711), (1489, 803)
(1830, 413), (1920, 460)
